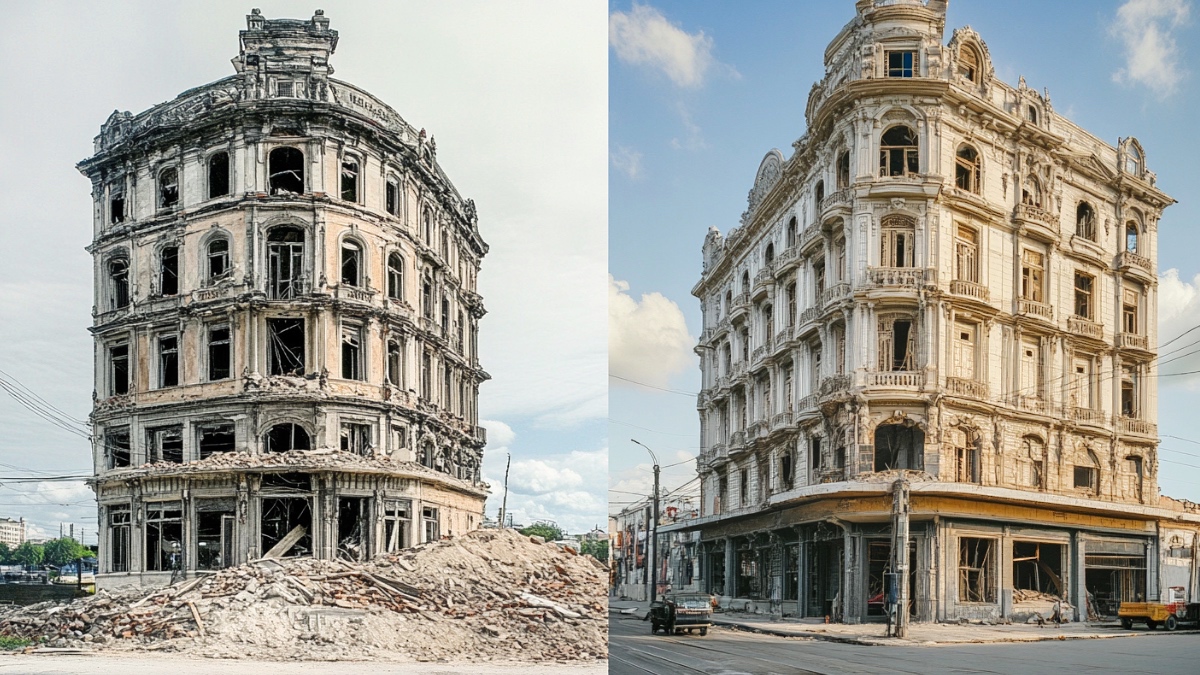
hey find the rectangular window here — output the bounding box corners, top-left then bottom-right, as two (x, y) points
(108, 505), (131, 572)
(1071, 358), (1092, 409)
(106, 428), (130, 469)
(878, 318), (915, 371)
(110, 344), (129, 396)
(881, 227), (914, 267)
(340, 422), (371, 456)
(958, 538), (996, 603)
(208, 239), (230, 281)
(386, 178), (399, 216)
(1074, 273), (1093, 319)
(955, 226), (978, 283)
(1122, 288), (1139, 334)
(208, 325), (231, 380)
(158, 335), (179, 388)
(145, 503), (183, 572)
(886, 50), (917, 78)
(267, 318), (305, 376)
(1020, 339), (1044, 400)
(953, 322), (976, 380)
(383, 499), (411, 552)
(387, 341), (403, 385)
(196, 507), (235, 570)
(739, 468), (749, 505)
(110, 191), (125, 224)
(148, 426), (183, 463)
(1121, 366), (1138, 416)
(340, 158), (359, 202)
(422, 506), (440, 543)
(421, 351), (432, 399)
(341, 324), (363, 380)
(1021, 250), (1044, 302)
(198, 424), (235, 459)
(208, 152), (230, 199)
(1074, 465), (1097, 491)
(276, 80), (294, 97)
(781, 453), (793, 490)
(160, 246), (179, 296)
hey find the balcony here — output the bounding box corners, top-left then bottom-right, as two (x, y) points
(1017, 298), (1053, 321)
(1117, 250), (1153, 276)
(775, 327), (793, 346)
(730, 292), (751, 320)
(1068, 406), (1108, 426)
(867, 267), (931, 288)
(705, 443), (728, 466)
(771, 411), (793, 430)
(797, 305), (821, 327)
(1067, 316), (1104, 340)
(819, 187), (852, 214)
(729, 430), (747, 449)
(800, 225), (822, 251)
(796, 393), (818, 412)
(949, 279), (989, 302)
(473, 426), (488, 444)
(1117, 332), (1149, 351)
(1115, 416), (1157, 437)
(752, 269), (775, 298)
(335, 285), (375, 304)
(866, 371), (923, 388)
(820, 282), (851, 307)
(1014, 395), (1047, 414)
(1012, 203), (1059, 241)
(819, 374), (852, 396)
(774, 246), (801, 274)
(946, 376), (988, 400)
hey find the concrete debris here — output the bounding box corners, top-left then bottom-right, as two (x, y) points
(0, 529), (607, 663)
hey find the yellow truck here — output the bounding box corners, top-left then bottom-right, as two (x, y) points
(1118, 587), (1200, 631)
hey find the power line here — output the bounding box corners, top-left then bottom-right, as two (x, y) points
(609, 374), (696, 397)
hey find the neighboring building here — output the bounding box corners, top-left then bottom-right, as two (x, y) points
(673, 0), (1199, 623)
(78, 10), (489, 588)
(612, 502), (651, 601)
(0, 518), (26, 548)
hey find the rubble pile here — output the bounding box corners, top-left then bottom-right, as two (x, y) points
(0, 529), (608, 662)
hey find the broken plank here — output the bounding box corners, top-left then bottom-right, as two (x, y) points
(262, 524), (307, 559)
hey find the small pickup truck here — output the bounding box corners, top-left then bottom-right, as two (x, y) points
(1118, 587), (1200, 631)
(649, 592), (714, 636)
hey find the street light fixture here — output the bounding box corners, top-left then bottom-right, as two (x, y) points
(631, 439), (660, 604)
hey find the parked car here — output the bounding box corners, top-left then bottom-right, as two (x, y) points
(649, 592), (713, 636)
(1118, 586), (1200, 631)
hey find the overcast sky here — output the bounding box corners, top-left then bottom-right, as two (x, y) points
(609, 0), (1200, 510)
(0, 0), (607, 540)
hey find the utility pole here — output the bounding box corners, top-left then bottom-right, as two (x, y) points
(499, 452), (511, 529)
(632, 439), (659, 604)
(892, 477), (911, 638)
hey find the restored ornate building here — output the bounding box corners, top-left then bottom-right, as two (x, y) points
(671, 0), (1199, 622)
(79, 10), (489, 587)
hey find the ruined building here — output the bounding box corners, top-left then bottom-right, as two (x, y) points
(78, 10), (489, 587)
(669, 0), (1200, 622)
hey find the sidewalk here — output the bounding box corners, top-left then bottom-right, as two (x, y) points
(608, 599), (1186, 646)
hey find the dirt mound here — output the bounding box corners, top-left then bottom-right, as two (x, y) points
(0, 529), (607, 663)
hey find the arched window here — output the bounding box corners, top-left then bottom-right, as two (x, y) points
(764, 243), (775, 266)
(207, 237), (230, 282)
(340, 156), (359, 202)
(208, 152), (230, 199)
(422, 208), (433, 244)
(158, 167), (179, 208)
(1125, 222), (1139, 253)
(814, 180), (825, 206)
(265, 423), (311, 452)
(159, 246), (179, 296)
(763, 303), (774, 341)
(873, 423), (924, 471)
(268, 147), (305, 194)
(1126, 144), (1143, 175)
(341, 240), (361, 287)
(422, 272), (434, 318)
(958, 45), (980, 83)
(1026, 105), (1038, 125)
(108, 258), (130, 309)
(786, 217), (797, 248)
(1075, 202), (1096, 241)
(836, 151), (851, 189)
(267, 226), (305, 298)
(1021, 175), (1041, 207)
(387, 253), (404, 299)
(879, 125), (918, 177)
(741, 271), (750, 294)
(954, 145), (980, 193)
(724, 290), (732, 316)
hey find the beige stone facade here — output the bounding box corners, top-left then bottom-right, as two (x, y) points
(668, 0), (1200, 623)
(0, 517), (26, 548)
(78, 11), (489, 587)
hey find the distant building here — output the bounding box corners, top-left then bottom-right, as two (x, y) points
(0, 518), (26, 547)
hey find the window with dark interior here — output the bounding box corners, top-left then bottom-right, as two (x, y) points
(886, 50), (917, 78)
(955, 145), (980, 193)
(341, 324), (363, 380)
(387, 253), (404, 299)
(1075, 202), (1095, 241)
(267, 227), (305, 298)
(158, 335), (179, 388)
(836, 151), (850, 189)
(159, 246), (179, 296)
(110, 189), (125, 224)
(267, 318), (305, 376)
(340, 157), (359, 202)
(159, 167), (179, 208)
(208, 325), (231, 380)
(879, 126), (918, 177)
(265, 423), (311, 452)
(208, 152), (230, 199)
(268, 147), (304, 195)
(207, 238), (230, 281)
(108, 259), (130, 309)
(386, 177), (400, 215)
(110, 344), (129, 396)
(341, 240), (361, 287)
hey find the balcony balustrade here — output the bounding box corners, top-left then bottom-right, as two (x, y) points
(819, 374), (853, 396)
(820, 188), (852, 213)
(820, 282), (851, 307)
(1067, 316), (1104, 340)
(946, 376), (988, 400)
(729, 430), (746, 448)
(1116, 416), (1157, 437)
(1117, 250), (1152, 274)
(1014, 394), (1047, 414)
(949, 279), (989, 302)
(1013, 203), (1056, 228)
(771, 411), (793, 430)
(1017, 298), (1053, 321)
(866, 371), (923, 388)
(1069, 406), (1108, 426)
(796, 394), (818, 412)
(1117, 333), (1149, 350)
(867, 267), (930, 288)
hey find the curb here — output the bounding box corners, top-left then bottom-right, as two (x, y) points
(712, 620), (1174, 647)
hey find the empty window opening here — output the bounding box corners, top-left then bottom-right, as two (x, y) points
(1085, 546), (1147, 617)
(886, 50), (917, 78)
(1073, 273), (1093, 319)
(145, 503), (183, 572)
(1076, 202), (1095, 241)
(159, 246), (179, 296)
(267, 226), (304, 298)
(196, 504), (235, 570)
(1012, 541), (1065, 602)
(387, 253), (404, 299)
(1074, 451), (1100, 493)
(1021, 175), (1042, 207)
(739, 468), (749, 505)
(260, 497), (312, 558)
(158, 335), (179, 388)
(106, 428), (130, 468)
(1026, 105), (1038, 124)
(422, 506), (440, 542)
(1125, 222), (1139, 253)
(158, 167), (179, 208)
(208, 152), (230, 199)
(268, 147), (304, 195)
(441, 296), (451, 335)
(764, 242), (775, 266)
(337, 497), (369, 561)
(198, 424), (235, 459)
(815, 180), (825, 206)
(110, 190), (125, 224)
(873, 423), (924, 471)
(341, 241), (361, 286)
(958, 538), (996, 603)
(260, 472), (311, 492)
(881, 215), (915, 267)
(837, 151), (851, 189)
(207, 238), (230, 281)
(958, 45), (979, 82)
(1128, 456), (1144, 502)
(110, 344), (129, 396)
(421, 351), (432, 399)
(340, 157), (359, 202)
(422, 275), (434, 318)
(955, 145), (980, 193)
(267, 318), (305, 376)
(879, 126), (918, 177)
(108, 505), (131, 573)
(148, 427), (183, 463)
(341, 324), (363, 380)
(265, 423), (311, 453)
(386, 177), (400, 215)
(383, 500), (411, 552)
(340, 422), (371, 456)
(1026, 437), (1046, 488)
(877, 316), (915, 372)
(208, 325), (231, 380)
(108, 259), (130, 309)
(735, 548), (763, 599)
(1121, 367), (1138, 417)
(786, 217), (797, 248)
(387, 340), (402, 385)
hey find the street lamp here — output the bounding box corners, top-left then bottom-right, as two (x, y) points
(631, 439), (660, 604)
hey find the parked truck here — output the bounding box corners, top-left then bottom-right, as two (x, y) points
(1118, 586), (1200, 631)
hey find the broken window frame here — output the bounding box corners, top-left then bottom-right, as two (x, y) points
(147, 426), (183, 464)
(259, 497), (313, 558)
(106, 427), (131, 469)
(267, 317), (306, 376)
(158, 166), (179, 209)
(265, 423), (312, 453)
(739, 468), (749, 506)
(208, 151), (230, 199)
(159, 246), (179, 296)
(108, 258), (130, 310)
(109, 187), (125, 224)
(341, 240), (362, 287)
(339, 422), (372, 456)
(109, 343), (129, 396)
(197, 423), (235, 459)
(107, 505), (131, 573)
(340, 156), (360, 203)
(1073, 272), (1094, 320)
(1012, 541), (1065, 600)
(955, 225), (978, 283)
(196, 504), (236, 570)
(341, 322), (364, 380)
(1021, 174), (1042, 207)
(266, 226), (305, 299)
(207, 324), (231, 381)
(387, 252), (404, 300)
(1076, 202), (1096, 241)
(422, 506), (440, 543)
(1074, 451), (1100, 493)
(144, 502), (184, 572)
(880, 215), (916, 267)
(383, 500), (412, 552)
(1020, 249), (1044, 302)
(157, 334), (179, 388)
(958, 537), (996, 603)
(954, 144), (980, 193)
(385, 176), (400, 216)
(780, 452), (793, 491)
(877, 315), (916, 372)
(386, 339), (403, 386)
(207, 237), (230, 283)
(268, 146), (305, 195)
(873, 423), (924, 472)
(879, 125), (919, 177)
(958, 44), (980, 83)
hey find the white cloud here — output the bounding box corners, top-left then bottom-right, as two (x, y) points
(1158, 268), (1200, 380)
(611, 145), (644, 179)
(669, 103), (707, 151)
(610, 276), (696, 388)
(481, 419), (515, 450)
(482, 445), (608, 534)
(1110, 0), (1190, 97)
(610, 4), (722, 88)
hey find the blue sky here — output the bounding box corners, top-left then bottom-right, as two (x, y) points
(0, 1), (607, 540)
(609, 0), (1200, 508)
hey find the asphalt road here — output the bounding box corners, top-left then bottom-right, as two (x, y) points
(609, 613), (1200, 675)
(0, 654), (606, 674)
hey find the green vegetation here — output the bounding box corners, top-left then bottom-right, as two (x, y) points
(519, 522), (565, 542)
(581, 539), (608, 562)
(0, 635), (32, 650)
(0, 538), (91, 569)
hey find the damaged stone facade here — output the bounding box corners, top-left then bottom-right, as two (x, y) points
(676, 0), (1200, 623)
(78, 10), (489, 588)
